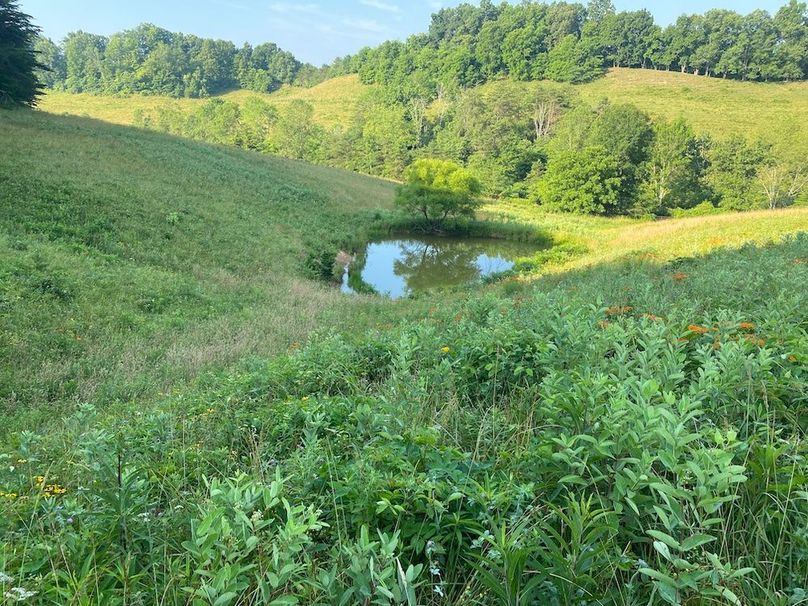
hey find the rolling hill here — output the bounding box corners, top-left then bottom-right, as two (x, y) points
(40, 69), (808, 160)
(3, 97), (808, 604)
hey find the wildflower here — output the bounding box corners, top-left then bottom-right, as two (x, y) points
(16, 459), (27, 465)
(712, 339), (722, 350)
(672, 272), (688, 281)
(688, 324), (711, 334)
(606, 306), (633, 315)
(34, 476), (45, 485)
(0, 572), (12, 584)
(738, 322), (755, 330)
(788, 355), (797, 363)
(598, 320), (610, 329)
(441, 346), (450, 353)
(642, 313), (661, 321)
(5, 587), (37, 602)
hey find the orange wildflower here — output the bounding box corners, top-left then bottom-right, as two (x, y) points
(688, 324), (711, 334)
(738, 322), (755, 330)
(788, 355), (797, 363)
(606, 306), (633, 316)
(672, 272), (688, 281)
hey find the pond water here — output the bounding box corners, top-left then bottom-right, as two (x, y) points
(341, 236), (537, 299)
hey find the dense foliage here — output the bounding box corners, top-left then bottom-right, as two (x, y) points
(331, 0), (808, 96)
(2, 234), (807, 604)
(0, 0), (42, 107)
(395, 159), (483, 225)
(34, 23), (309, 97)
(132, 85), (807, 216)
(34, 1), (808, 101)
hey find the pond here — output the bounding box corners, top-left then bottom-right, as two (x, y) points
(341, 236), (538, 299)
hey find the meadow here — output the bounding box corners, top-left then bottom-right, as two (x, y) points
(1, 108), (808, 604)
(39, 69), (808, 161)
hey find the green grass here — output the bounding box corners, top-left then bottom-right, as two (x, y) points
(40, 69), (808, 161)
(0, 109), (400, 428)
(2, 107), (807, 605)
(39, 74), (369, 129)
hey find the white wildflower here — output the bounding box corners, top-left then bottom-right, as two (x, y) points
(5, 587), (37, 602)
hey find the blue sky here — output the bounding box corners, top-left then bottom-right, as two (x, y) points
(21, 0), (790, 66)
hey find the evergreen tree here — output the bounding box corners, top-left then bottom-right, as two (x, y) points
(0, 0), (44, 107)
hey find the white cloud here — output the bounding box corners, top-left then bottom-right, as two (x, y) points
(341, 17), (390, 34)
(269, 2), (321, 14)
(359, 0), (401, 13)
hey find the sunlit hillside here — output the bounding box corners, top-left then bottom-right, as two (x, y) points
(40, 69), (808, 160)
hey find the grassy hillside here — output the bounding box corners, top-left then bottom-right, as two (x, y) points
(578, 68), (808, 161)
(39, 75), (369, 129)
(40, 70), (808, 160)
(485, 201), (808, 270)
(2, 107), (808, 604)
(0, 109), (398, 427)
(4, 107), (808, 429)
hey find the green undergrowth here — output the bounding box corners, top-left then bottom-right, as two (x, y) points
(2, 235), (806, 605)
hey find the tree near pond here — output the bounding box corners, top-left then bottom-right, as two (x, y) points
(536, 145), (623, 214)
(638, 118), (705, 213)
(0, 0), (44, 107)
(758, 161), (808, 209)
(395, 159), (483, 225)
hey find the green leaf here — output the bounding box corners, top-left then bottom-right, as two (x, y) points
(653, 540), (672, 562)
(680, 534), (715, 552)
(213, 592), (238, 606)
(639, 568), (677, 586)
(722, 588), (741, 605)
(648, 530), (681, 550)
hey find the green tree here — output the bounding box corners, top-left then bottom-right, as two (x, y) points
(34, 36), (65, 89)
(546, 35), (603, 83)
(638, 118), (705, 213)
(536, 145), (623, 214)
(64, 31), (106, 93)
(395, 159), (482, 225)
(0, 0), (44, 106)
(704, 135), (770, 209)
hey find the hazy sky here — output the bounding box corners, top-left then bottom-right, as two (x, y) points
(20, 0), (791, 66)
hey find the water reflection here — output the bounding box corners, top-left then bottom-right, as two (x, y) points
(341, 237), (536, 299)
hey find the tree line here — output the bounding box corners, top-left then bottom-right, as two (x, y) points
(34, 23), (320, 98)
(33, 1), (808, 101)
(133, 81), (807, 215)
(328, 0), (808, 99)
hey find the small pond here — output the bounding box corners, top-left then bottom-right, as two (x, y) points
(341, 236), (538, 299)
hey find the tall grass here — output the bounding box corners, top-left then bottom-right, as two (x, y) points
(1, 235), (806, 604)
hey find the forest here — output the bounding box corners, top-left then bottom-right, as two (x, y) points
(36, 0), (808, 101)
(32, 1), (808, 216)
(129, 83), (806, 216)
